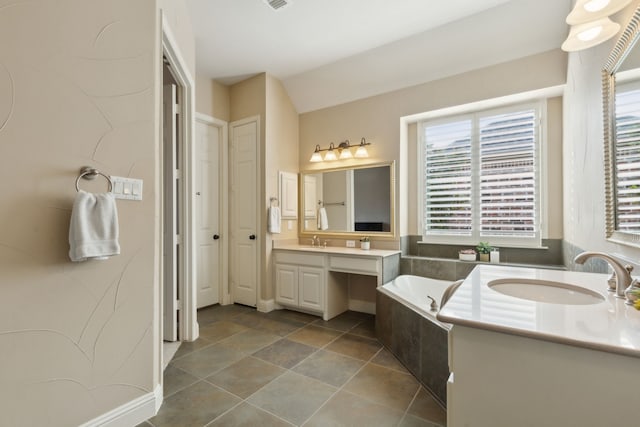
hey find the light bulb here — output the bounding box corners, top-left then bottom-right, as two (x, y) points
(584, 0), (610, 12)
(578, 25), (603, 41)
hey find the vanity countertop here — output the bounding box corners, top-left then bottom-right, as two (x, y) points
(273, 244), (401, 258)
(437, 265), (640, 358)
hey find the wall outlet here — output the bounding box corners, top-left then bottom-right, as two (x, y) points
(346, 240), (356, 248)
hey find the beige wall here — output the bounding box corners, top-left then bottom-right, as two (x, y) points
(0, 0), (173, 425)
(563, 5), (640, 259)
(300, 49), (568, 240)
(265, 75), (300, 300)
(229, 74), (299, 302)
(195, 73), (230, 122)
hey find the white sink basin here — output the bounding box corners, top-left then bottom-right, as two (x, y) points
(488, 278), (605, 305)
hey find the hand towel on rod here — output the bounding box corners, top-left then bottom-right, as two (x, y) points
(317, 207), (329, 230)
(69, 190), (120, 262)
(268, 206), (281, 234)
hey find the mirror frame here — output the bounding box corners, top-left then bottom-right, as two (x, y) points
(603, 5), (640, 247)
(299, 161), (396, 240)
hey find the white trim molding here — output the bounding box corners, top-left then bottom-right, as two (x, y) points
(79, 384), (162, 427)
(258, 298), (276, 313)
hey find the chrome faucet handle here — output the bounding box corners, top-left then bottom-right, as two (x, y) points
(624, 278), (640, 306)
(427, 296), (438, 312)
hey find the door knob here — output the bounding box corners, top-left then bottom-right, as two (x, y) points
(196, 192), (201, 195)
(249, 234), (256, 240)
(213, 234), (220, 240)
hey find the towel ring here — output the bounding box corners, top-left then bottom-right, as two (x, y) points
(75, 166), (113, 192)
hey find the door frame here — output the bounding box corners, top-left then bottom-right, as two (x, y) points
(229, 115), (261, 307)
(161, 15), (198, 345)
(195, 112), (230, 305)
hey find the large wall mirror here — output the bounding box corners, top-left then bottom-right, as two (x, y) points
(603, 5), (640, 247)
(299, 161), (395, 238)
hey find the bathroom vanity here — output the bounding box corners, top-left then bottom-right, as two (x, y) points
(437, 265), (640, 427)
(272, 245), (400, 320)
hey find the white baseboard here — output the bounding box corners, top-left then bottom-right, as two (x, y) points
(79, 384), (162, 427)
(257, 299), (275, 313)
(348, 299), (376, 315)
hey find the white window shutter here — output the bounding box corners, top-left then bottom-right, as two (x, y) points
(615, 87), (640, 233)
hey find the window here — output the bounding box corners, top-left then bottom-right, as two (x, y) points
(615, 82), (640, 234)
(421, 102), (541, 246)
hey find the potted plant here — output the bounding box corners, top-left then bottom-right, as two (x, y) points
(459, 249), (476, 262)
(360, 236), (370, 250)
(476, 242), (492, 262)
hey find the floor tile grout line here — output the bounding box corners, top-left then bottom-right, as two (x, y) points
(298, 345), (390, 426)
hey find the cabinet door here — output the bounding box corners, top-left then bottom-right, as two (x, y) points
(275, 264), (298, 306)
(299, 266), (324, 311)
(279, 171), (298, 219)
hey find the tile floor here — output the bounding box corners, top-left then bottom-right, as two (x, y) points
(139, 304), (447, 427)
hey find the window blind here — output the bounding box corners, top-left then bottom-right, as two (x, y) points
(423, 119), (472, 235)
(479, 109), (537, 237)
(615, 87), (640, 233)
(422, 103), (540, 244)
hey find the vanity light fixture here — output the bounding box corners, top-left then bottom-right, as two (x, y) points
(308, 138), (371, 162)
(324, 143), (338, 161)
(354, 137), (370, 158)
(310, 145), (323, 162)
(562, 0), (631, 51)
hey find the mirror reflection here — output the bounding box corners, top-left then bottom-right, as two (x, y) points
(603, 7), (640, 245)
(301, 162), (394, 234)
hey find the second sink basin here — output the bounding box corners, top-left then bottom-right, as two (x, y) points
(488, 278), (605, 305)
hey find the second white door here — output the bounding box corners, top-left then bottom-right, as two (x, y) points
(230, 118), (258, 307)
(195, 119), (221, 308)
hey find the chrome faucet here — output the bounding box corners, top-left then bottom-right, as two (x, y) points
(573, 252), (633, 298)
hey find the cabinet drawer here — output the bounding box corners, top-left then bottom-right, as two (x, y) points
(329, 255), (380, 275)
(274, 251), (325, 267)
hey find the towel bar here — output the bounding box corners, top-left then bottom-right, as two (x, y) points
(75, 166), (113, 192)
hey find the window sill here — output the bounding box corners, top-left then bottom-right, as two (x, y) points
(418, 241), (550, 250)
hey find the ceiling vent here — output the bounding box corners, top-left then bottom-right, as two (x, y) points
(263, 0), (291, 11)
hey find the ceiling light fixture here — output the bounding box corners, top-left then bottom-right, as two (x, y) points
(566, 0), (632, 25)
(308, 138), (371, 163)
(562, 17), (620, 51)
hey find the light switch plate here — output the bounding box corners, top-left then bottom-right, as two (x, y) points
(111, 176), (143, 201)
(346, 240), (356, 248)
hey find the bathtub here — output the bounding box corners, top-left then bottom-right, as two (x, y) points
(376, 275), (454, 407)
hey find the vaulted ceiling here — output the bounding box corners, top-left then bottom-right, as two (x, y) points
(187, 0), (572, 112)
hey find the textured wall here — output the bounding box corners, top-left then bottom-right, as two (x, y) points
(0, 0), (159, 425)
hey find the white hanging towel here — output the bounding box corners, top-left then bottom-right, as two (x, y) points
(268, 206), (281, 234)
(317, 207), (329, 230)
(69, 190), (120, 262)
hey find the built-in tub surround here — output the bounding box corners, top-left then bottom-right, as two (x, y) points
(399, 237), (568, 282)
(376, 275), (452, 407)
(438, 265), (640, 426)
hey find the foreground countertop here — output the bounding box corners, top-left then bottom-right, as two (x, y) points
(273, 244), (401, 258)
(437, 265), (640, 358)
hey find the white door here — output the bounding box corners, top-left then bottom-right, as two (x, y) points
(230, 119), (258, 307)
(163, 84), (179, 342)
(195, 120), (221, 308)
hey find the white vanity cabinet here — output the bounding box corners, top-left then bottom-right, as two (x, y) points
(275, 263), (324, 312)
(272, 246), (401, 320)
(274, 251), (328, 316)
